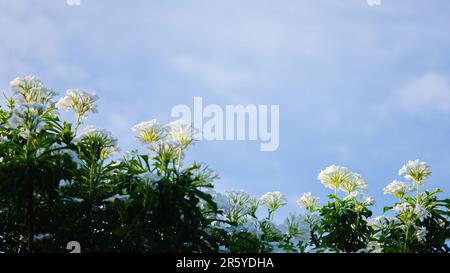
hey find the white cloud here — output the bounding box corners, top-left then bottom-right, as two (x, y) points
(394, 73), (450, 114)
(171, 55), (252, 89)
(0, 1), (87, 88)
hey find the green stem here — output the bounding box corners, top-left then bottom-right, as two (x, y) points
(74, 117), (81, 136)
(24, 135), (34, 253)
(177, 148), (182, 172)
(403, 225), (410, 253)
(416, 183), (420, 204)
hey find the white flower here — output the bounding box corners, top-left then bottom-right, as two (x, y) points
(306, 211), (322, 227)
(132, 119), (164, 145)
(0, 157), (3, 163)
(366, 241), (383, 253)
(317, 165), (352, 193)
(10, 103), (48, 135)
(364, 196), (375, 206)
(341, 173), (368, 194)
(56, 89), (98, 120)
(165, 119), (197, 150)
(393, 202), (413, 215)
(10, 75), (43, 91)
(383, 180), (411, 199)
(218, 245), (230, 253)
(239, 221), (264, 239)
(282, 213), (311, 245)
(211, 191), (230, 213)
(223, 190), (255, 223)
(260, 191), (287, 213)
(394, 202), (429, 224)
(368, 215), (387, 228)
(413, 204), (429, 222)
(296, 192), (320, 212)
(10, 76), (56, 109)
(61, 197), (84, 204)
(75, 125), (118, 158)
(415, 225), (428, 242)
(0, 136), (8, 143)
(50, 143), (82, 168)
(70, 197), (84, 203)
(104, 194), (131, 203)
(344, 191), (359, 201)
(137, 172), (161, 186)
(10, 76), (46, 102)
(398, 159), (431, 185)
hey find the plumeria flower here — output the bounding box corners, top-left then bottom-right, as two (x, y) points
(10, 76), (56, 110)
(383, 180), (412, 199)
(393, 202), (413, 214)
(224, 190), (255, 223)
(415, 225), (428, 242)
(0, 136), (8, 143)
(132, 119), (165, 145)
(393, 202), (429, 224)
(341, 173), (368, 194)
(363, 196), (375, 206)
(368, 215), (388, 228)
(296, 192), (320, 213)
(280, 213), (311, 246)
(10, 75), (44, 93)
(237, 221), (264, 239)
(9, 103), (48, 136)
(260, 191), (287, 216)
(366, 241), (383, 253)
(413, 204), (429, 222)
(50, 143), (82, 169)
(75, 125), (119, 159)
(398, 159), (431, 185)
(210, 190), (230, 214)
(104, 194), (131, 203)
(8, 77), (55, 136)
(137, 172), (161, 186)
(56, 89), (98, 124)
(165, 119), (197, 150)
(317, 165), (352, 194)
(344, 190), (359, 201)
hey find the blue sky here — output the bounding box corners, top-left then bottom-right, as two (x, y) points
(1, 0), (450, 220)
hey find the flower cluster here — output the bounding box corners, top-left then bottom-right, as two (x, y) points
(132, 119), (196, 150)
(399, 159), (431, 185)
(75, 125), (119, 159)
(317, 165), (370, 202)
(383, 180), (411, 199)
(132, 119), (164, 145)
(296, 192), (320, 213)
(8, 76), (57, 137)
(56, 89), (98, 121)
(260, 191), (287, 217)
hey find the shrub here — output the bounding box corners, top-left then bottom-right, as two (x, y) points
(0, 76), (449, 253)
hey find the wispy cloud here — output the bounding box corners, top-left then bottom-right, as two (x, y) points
(394, 73), (450, 114)
(171, 55), (253, 89)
